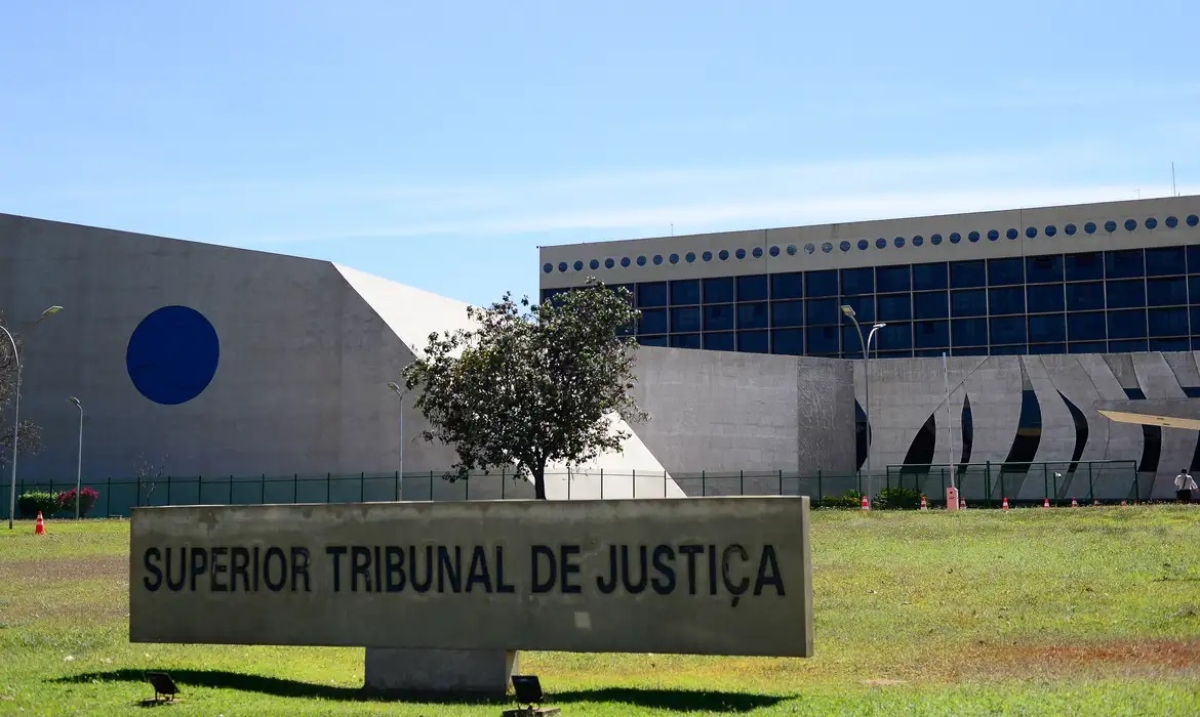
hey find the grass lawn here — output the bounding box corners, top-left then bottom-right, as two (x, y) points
(2, 507), (1199, 715)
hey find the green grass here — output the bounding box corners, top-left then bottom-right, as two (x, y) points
(2, 508), (1199, 715)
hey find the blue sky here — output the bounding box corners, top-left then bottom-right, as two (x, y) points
(2, 1), (1198, 306)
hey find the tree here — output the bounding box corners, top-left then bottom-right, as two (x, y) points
(402, 278), (648, 500)
(0, 313), (43, 470)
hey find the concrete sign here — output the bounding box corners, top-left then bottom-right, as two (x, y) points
(129, 497), (813, 657)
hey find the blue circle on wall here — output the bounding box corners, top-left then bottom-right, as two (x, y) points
(126, 305), (220, 405)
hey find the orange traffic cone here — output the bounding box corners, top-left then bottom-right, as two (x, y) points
(1121, 500), (1127, 506)
(34, 511), (46, 536)
(920, 495), (928, 510)
(1043, 497), (1051, 508)
(1002, 497), (1010, 511)
(961, 497), (968, 509)
(1093, 499), (1100, 507)
(861, 495), (870, 511)
(1071, 497), (1078, 508)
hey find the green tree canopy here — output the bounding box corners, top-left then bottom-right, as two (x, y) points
(402, 278), (648, 499)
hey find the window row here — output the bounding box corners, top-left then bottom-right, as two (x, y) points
(543, 246), (1200, 309)
(546, 214), (1200, 273)
(638, 308), (1197, 354)
(637, 331), (1197, 358)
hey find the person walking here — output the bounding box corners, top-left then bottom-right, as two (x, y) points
(1174, 469), (1197, 504)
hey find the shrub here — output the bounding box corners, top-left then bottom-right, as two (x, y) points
(17, 491), (59, 519)
(816, 489), (865, 509)
(876, 485), (923, 510)
(57, 487), (100, 517)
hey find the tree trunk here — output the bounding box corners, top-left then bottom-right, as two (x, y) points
(533, 464), (547, 500)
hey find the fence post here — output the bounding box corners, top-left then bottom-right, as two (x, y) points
(817, 470), (823, 501)
(294, 474), (298, 504)
(1043, 468), (1049, 502)
(778, 469), (783, 496)
(702, 471), (706, 497)
(1133, 467), (1140, 502)
(430, 471), (434, 500)
(985, 461), (992, 505)
(229, 475), (234, 505)
(1000, 471), (1005, 504)
(261, 474), (266, 505)
(395, 471), (400, 502)
(664, 470), (668, 498)
(360, 472), (365, 503)
(567, 469), (571, 500)
(1087, 463), (1093, 503)
(106, 478), (111, 517)
(1088, 469), (1095, 503)
(739, 470), (744, 495)
(326, 473), (331, 504)
(632, 469), (636, 499)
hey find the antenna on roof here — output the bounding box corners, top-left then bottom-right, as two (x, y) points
(1172, 162), (1178, 197)
(671, 223), (674, 236)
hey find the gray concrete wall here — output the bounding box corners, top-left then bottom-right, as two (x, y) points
(129, 498), (814, 657)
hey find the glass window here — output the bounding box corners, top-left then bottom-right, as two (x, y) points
(1068, 341), (1106, 354)
(771, 300), (804, 327)
(737, 274), (769, 302)
(1026, 255), (1063, 284)
(1068, 312), (1107, 341)
(737, 302), (769, 330)
(841, 325), (866, 354)
(879, 322), (912, 350)
(703, 304), (734, 331)
(669, 333), (701, 349)
(638, 335), (668, 347)
(1148, 307), (1188, 337)
(772, 328), (804, 355)
(1189, 246), (1200, 275)
(914, 320), (949, 349)
(990, 344), (1027, 356)
(1065, 252), (1104, 281)
(989, 287), (1025, 314)
(1029, 314), (1066, 343)
(988, 257), (1024, 286)
(638, 282), (667, 307)
(913, 262), (949, 291)
(1107, 309), (1146, 340)
(670, 307), (700, 333)
(771, 272), (803, 299)
(639, 308), (668, 334)
(806, 326), (839, 354)
(840, 267), (874, 295)
(805, 270), (838, 297)
(876, 265), (911, 293)
(877, 294), (912, 321)
(669, 279), (700, 305)
(1145, 246), (1186, 277)
(1066, 282), (1105, 311)
(738, 330), (769, 353)
(703, 332), (735, 351)
(1105, 249), (1144, 279)
(840, 295), (875, 322)
(1147, 277), (1187, 306)
(806, 298), (840, 325)
(1106, 279), (1145, 309)
(1027, 284), (1065, 313)
(1192, 307), (1200, 334)
(951, 289), (987, 317)
(990, 316), (1026, 345)
(1151, 338), (1191, 352)
(1190, 277), (1200, 302)
(1028, 343), (1066, 355)
(703, 277), (734, 303)
(950, 260), (987, 288)
(952, 318), (988, 347)
(1110, 339), (1148, 352)
(913, 291), (949, 319)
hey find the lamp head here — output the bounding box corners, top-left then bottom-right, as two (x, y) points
(386, 381), (403, 395)
(40, 306), (63, 319)
(839, 305), (856, 319)
(872, 322), (887, 330)
(69, 396), (81, 408)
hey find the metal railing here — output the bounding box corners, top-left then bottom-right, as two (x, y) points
(9, 460), (1146, 518)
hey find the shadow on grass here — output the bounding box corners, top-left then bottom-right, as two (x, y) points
(553, 688), (788, 712)
(55, 670), (786, 711)
(53, 669), (499, 704)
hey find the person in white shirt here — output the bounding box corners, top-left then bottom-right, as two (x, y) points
(1175, 469), (1197, 504)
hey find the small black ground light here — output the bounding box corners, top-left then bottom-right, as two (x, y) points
(504, 675), (559, 716)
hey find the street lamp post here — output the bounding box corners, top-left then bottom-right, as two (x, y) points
(386, 382), (406, 501)
(4, 305), (64, 529)
(69, 397), (83, 519)
(841, 305), (885, 500)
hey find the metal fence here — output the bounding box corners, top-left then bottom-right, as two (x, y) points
(11, 460), (1146, 518)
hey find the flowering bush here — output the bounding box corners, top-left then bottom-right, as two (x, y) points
(56, 487), (100, 517)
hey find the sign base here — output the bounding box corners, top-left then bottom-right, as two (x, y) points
(363, 648), (519, 697)
(945, 487), (960, 511)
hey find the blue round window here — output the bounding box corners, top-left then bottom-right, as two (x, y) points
(858, 239), (869, 250)
(558, 262), (568, 272)
(718, 250), (729, 260)
(685, 252), (696, 263)
(1188, 215), (1199, 227)
(912, 235), (924, 247)
(803, 244), (815, 254)
(752, 247), (763, 258)
(620, 257), (630, 267)
(875, 238), (886, 249)
(1084, 222), (1096, 234)
(605, 258), (615, 269)
(126, 305), (220, 405)
(1145, 218), (1157, 230)
(1165, 216), (1178, 228)
(839, 240), (851, 252)
(573, 260), (584, 271)
(668, 254), (678, 264)
(1006, 228), (1018, 240)
(894, 237), (905, 248)
(735, 248), (746, 259)
(1104, 220), (1117, 232)
(988, 230), (999, 241)
(950, 233), (961, 244)
(1045, 225), (1057, 237)
(787, 245), (798, 256)
(589, 259), (599, 270)
(542, 263), (553, 274)
(1026, 227), (1037, 238)
(636, 256), (646, 266)
(1124, 219), (1137, 231)
(653, 255), (663, 265)
(702, 251), (713, 261)
(1064, 224), (1076, 235)
(931, 233), (943, 245)
(769, 246), (780, 257)
(822, 242), (833, 253)
(969, 231), (980, 242)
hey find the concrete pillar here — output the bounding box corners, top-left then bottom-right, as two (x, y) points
(363, 648), (519, 697)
